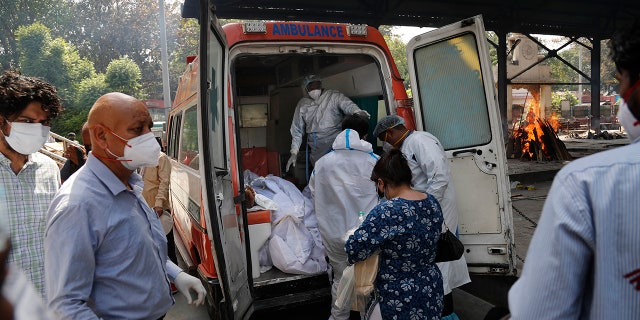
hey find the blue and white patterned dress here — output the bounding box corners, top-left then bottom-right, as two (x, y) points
(346, 195), (444, 320)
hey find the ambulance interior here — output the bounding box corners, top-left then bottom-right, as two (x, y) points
(233, 53), (388, 185)
(231, 52), (389, 285)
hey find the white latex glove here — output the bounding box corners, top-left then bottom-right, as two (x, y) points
(286, 151), (298, 172)
(174, 272), (206, 306)
(355, 109), (371, 119)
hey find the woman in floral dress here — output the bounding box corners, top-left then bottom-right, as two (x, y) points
(345, 149), (444, 320)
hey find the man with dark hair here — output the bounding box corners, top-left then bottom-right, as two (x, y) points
(60, 122), (91, 183)
(508, 24), (640, 318)
(0, 70), (63, 299)
(308, 114), (378, 320)
(340, 113), (369, 139)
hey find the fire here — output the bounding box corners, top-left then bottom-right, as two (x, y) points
(520, 98), (547, 159)
(508, 86), (571, 161)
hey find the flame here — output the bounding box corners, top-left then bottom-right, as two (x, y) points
(520, 94), (548, 159)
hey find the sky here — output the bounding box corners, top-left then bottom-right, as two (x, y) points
(393, 26), (435, 43)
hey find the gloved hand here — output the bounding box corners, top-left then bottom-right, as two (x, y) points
(355, 110), (371, 119)
(286, 151), (298, 172)
(174, 271), (206, 307)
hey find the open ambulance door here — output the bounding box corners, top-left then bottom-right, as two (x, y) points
(197, 1), (253, 319)
(406, 15), (516, 275)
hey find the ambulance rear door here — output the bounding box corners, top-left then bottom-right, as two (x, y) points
(196, 1), (253, 318)
(406, 15), (516, 275)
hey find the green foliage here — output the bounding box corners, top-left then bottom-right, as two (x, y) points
(551, 91), (579, 112)
(15, 23), (52, 77)
(105, 58), (143, 97)
(384, 33), (409, 89)
(487, 31), (499, 66)
(76, 74), (109, 110)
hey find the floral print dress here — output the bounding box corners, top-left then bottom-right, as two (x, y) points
(345, 195), (444, 320)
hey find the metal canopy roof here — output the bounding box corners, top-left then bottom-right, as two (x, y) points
(195, 0), (639, 38)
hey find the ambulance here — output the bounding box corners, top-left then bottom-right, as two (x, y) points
(167, 1), (515, 318)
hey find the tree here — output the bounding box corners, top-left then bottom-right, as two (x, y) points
(551, 91), (579, 113)
(15, 23), (97, 108)
(105, 58), (143, 97)
(0, 0), (61, 70)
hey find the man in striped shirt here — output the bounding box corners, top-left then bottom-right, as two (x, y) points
(0, 70), (63, 300)
(508, 24), (640, 319)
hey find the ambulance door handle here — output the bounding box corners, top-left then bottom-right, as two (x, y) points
(214, 167), (228, 177)
(452, 148), (480, 157)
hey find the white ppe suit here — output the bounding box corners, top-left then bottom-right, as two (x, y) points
(308, 129), (380, 320)
(400, 131), (471, 295)
(290, 89), (363, 166)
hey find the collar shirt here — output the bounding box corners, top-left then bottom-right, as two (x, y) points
(142, 152), (171, 210)
(0, 151), (60, 299)
(508, 139), (640, 319)
(45, 154), (181, 320)
(400, 131), (470, 294)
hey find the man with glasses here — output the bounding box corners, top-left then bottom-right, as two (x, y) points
(0, 70), (63, 299)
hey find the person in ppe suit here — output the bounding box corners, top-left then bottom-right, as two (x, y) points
(308, 114), (379, 320)
(373, 115), (471, 320)
(287, 75), (370, 175)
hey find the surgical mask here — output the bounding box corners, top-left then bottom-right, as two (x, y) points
(617, 99), (640, 142)
(308, 89), (321, 100)
(2, 122), (50, 155)
(105, 130), (160, 170)
(618, 79), (640, 142)
(382, 142), (393, 153)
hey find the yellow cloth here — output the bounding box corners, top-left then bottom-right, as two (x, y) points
(142, 152), (171, 210)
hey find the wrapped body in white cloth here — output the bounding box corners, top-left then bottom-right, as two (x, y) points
(244, 170), (327, 276)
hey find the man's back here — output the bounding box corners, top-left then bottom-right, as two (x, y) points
(509, 140), (640, 319)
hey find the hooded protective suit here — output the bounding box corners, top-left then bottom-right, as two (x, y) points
(308, 129), (379, 320)
(290, 89), (363, 166)
(400, 130), (471, 296)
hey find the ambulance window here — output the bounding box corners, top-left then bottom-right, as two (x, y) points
(412, 33), (492, 150)
(167, 113), (182, 159)
(207, 26), (226, 167)
(180, 106), (199, 170)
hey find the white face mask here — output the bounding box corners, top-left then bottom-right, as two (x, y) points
(3, 122), (50, 155)
(617, 99), (640, 142)
(308, 89), (322, 100)
(382, 141), (393, 153)
(106, 131), (160, 170)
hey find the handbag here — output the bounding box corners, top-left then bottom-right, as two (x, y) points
(434, 222), (464, 263)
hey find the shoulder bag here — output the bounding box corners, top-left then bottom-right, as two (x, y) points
(434, 222), (464, 263)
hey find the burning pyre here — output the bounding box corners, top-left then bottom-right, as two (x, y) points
(507, 89), (572, 161)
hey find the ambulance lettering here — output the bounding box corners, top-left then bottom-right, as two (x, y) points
(271, 23), (344, 38)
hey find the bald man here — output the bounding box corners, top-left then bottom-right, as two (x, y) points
(44, 93), (205, 319)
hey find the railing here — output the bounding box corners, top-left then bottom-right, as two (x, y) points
(40, 132), (85, 167)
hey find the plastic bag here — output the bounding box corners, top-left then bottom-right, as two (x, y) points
(335, 264), (355, 310)
(352, 252), (379, 313)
